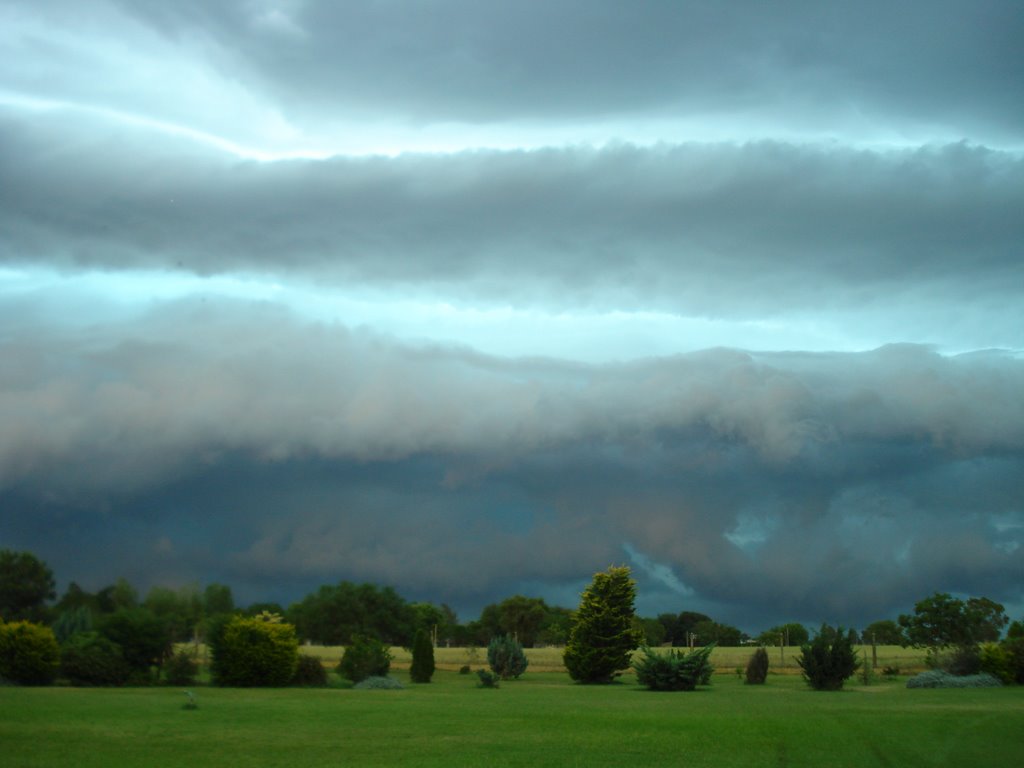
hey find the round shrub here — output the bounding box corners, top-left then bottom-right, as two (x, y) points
(797, 625), (860, 691)
(337, 635), (391, 683)
(60, 632), (131, 686)
(292, 654), (328, 687)
(0, 620), (60, 685)
(164, 649), (199, 686)
(633, 645), (714, 691)
(353, 675), (404, 690)
(487, 635), (528, 680)
(209, 614), (299, 687)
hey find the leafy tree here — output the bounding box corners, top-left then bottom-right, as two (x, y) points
(0, 620), (60, 685)
(337, 635), (392, 683)
(0, 550), (56, 622)
(95, 578), (138, 614)
(899, 593), (1007, 650)
(99, 608), (171, 678)
(1007, 620), (1024, 639)
(52, 604), (94, 643)
(59, 632), (130, 686)
(863, 619), (905, 646)
(797, 624), (860, 691)
(143, 585), (202, 643)
(633, 644), (714, 691)
(634, 616), (668, 646)
(745, 646), (769, 684)
(164, 648), (199, 686)
(563, 566), (643, 683)
(497, 595), (549, 647)
(210, 613), (299, 687)
(757, 623), (809, 647)
(203, 583), (235, 617)
(656, 613), (683, 646)
(409, 629), (436, 683)
(487, 634), (529, 680)
(537, 606), (574, 646)
(692, 620), (742, 647)
(288, 582), (414, 645)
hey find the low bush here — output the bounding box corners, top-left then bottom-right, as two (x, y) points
(292, 654), (328, 687)
(906, 670), (1002, 688)
(337, 635), (391, 683)
(60, 632), (130, 686)
(353, 675), (404, 690)
(209, 614), (299, 687)
(476, 669), (500, 688)
(487, 635), (528, 680)
(797, 624), (860, 691)
(634, 645), (714, 691)
(164, 649), (199, 686)
(458, 664), (471, 675)
(745, 647), (769, 684)
(0, 620), (60, 685)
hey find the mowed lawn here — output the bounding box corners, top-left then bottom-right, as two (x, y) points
(2, 670), (1022, 768)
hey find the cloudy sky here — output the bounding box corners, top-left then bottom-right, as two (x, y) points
(2, 0), (1022, 632)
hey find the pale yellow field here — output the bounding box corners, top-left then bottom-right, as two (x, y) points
(295, 643), (928, 675)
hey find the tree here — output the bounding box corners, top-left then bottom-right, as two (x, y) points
(0, 550), (56, 622)
(487, 634), (529, 680)
(634, 616), (668, 646)
(203, 583), (235, 617)
(745, 646), (769, 684)
(899, 593), (1007, 650)
(797, 624), (860, 691)
(409, 629), (435, 683)
(692, 620), (742, 647)
(98, 608), (171, 678)
(563, 566), (643, 683)
(497, 595), (549, 647)
(288, 582), (414, 645)
(757, 623), (809, 647)
(863, 620), (905, 646)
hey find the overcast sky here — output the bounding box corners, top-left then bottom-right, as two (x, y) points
(2, 0), (1022, 632)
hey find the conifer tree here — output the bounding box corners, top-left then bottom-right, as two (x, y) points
(563, 566), (643, 683)
(409, 628), (435, 683)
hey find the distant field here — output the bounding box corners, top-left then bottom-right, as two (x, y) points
(2, 670), (1019, 767)
(294, 643), (929, 675)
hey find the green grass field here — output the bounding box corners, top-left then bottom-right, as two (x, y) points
(2, 668), (1021, 767)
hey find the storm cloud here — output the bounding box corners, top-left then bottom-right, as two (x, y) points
(2, 0), (1022, 630)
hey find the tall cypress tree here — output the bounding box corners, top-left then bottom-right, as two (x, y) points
(563, 566), (643, 683)
(409, 628), (435, 683)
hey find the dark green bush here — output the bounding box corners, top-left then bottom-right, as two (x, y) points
(459, 664), (471, 675)
(337, 635), (391, 683)
(292, 654), (328, 687)
(163, 649), (199, 686)
(409, 629), (435, 683)
(1002, 637), (1024, 684)
(0, 620), (60, 685)
(209, 614), (299, 687)
(98, 608), (171, 679)
(476, 669), (500, 688)
(745, 646), (769, 684)
(633, 645), (714, 691)
(487, 635), (528, 680)
(60, 632), (131, 686)
(797, 624), (860, 691)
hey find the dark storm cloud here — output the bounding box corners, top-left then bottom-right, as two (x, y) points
(3, 110), (1022, 320)
(95, 0), (1024, 138)
(2, 302), (1022, 623)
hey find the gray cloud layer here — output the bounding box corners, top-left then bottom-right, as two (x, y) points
(3, 110), (1022, 327)
(2, 303), (1022, 625)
